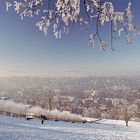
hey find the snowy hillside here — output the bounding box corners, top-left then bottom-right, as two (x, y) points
(0, 115), (140, 140)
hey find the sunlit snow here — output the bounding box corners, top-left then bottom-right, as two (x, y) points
(0, 115), (139, 140)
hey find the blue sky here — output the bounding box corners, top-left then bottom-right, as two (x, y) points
(0, 0), (140, 77)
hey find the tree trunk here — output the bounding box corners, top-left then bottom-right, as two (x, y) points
(125, 120), (128, 127)
(49, 98), (52, 110)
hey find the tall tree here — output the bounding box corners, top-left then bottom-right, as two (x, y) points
(40, 89), (54, 110)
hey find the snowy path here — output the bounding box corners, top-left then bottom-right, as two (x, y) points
(0, 115), (139, 140)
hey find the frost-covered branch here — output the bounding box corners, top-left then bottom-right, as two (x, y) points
(5, 0), (140, 50)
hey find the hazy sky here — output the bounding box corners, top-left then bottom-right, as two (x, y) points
(0, 0), (140, 77)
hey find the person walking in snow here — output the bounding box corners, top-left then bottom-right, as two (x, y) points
(41, 115), (47, 125)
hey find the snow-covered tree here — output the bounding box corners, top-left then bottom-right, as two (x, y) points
(39, 89), (55, 110)
(123, 104), (139, 127)
(0, 100), (83, 122)
(4, 0), (140, 50)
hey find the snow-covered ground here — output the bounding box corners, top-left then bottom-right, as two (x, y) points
(0, 115), (139, 140)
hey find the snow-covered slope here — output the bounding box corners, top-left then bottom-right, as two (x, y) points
(0, 115), (139, 140)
